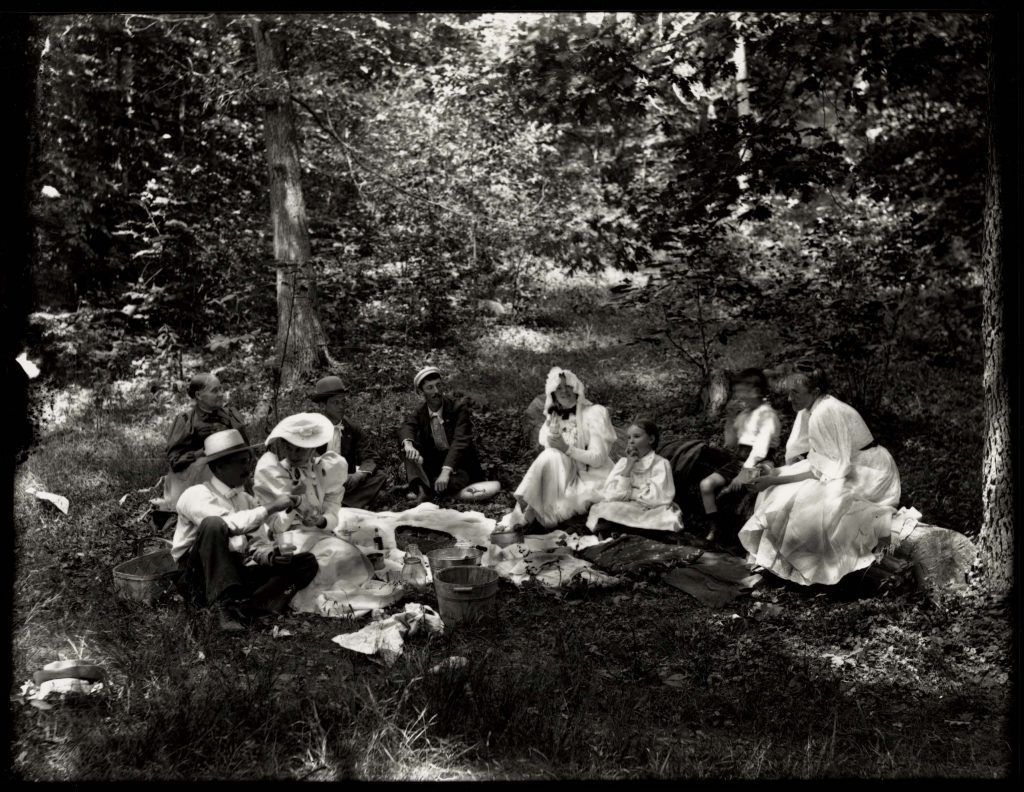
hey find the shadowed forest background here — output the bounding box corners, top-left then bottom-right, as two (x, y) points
(7, 11), (1017, 781)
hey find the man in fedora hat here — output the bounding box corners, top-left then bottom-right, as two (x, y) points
(173, 429), (318, 633)
(398, 366), (486, 504)
(310, 376), (387, 510)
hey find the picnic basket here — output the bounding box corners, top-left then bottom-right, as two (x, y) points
(112, 537), (180, 605)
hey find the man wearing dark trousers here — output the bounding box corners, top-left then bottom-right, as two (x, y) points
(398, 366), (486, 504)
(311, 375), (387, 509)
(172, 429), (318, 632)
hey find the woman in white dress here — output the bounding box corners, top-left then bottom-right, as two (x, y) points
(254, 413), (373, 612)
(500, 367), (618, 530)
(586, 419), (683, 535)
(738, 362), (900, 586)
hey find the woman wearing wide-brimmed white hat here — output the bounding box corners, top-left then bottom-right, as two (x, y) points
(254, 413), (373, 612)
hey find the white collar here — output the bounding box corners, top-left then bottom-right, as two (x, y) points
(210, 475), (242, 499)
(428, 405), (445, 419)
(807, 394), (826, 416)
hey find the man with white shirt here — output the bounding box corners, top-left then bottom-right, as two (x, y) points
(398, 366), (485, 504)
(310, 376), (387, 509)
(173, 429), (318, 632)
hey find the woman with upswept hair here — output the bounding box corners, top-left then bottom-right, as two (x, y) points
(499, 366), (618, 531)
(739, 360), (901, 586)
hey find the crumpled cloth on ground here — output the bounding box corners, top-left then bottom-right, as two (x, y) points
(483, 534), (619, 589)
(662, 551), (762, 608)
(15, 659), (107, 709)
(885, 507), (923, 554)
(316, 578), (405, 620)
(331, 603), (445, 666)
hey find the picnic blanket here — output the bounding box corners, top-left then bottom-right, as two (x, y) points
(294, 505), (620, 618)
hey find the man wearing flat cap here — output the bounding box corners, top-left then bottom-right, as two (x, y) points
(173, 429), (318, 633)
(398, 366), (486, 504)
(310, 376), (387, 509)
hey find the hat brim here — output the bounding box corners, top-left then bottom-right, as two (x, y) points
(310, 389), (345, 402)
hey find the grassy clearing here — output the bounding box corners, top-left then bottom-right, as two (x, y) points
(11, 280), (1007, 779)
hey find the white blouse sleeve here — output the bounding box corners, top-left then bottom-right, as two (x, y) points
(744, 406), (781, 468)
(567, 405), (615, 468)
(807, 397), (871, 483)
(600, 458), (632, 501)
(253, 452), (300, 535)
(633, 456), (675, 507)
(315, 452), (348, 532)
(785, 409), (810, 465)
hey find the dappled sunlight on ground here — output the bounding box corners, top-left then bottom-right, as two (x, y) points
(38, 386), (96, 434)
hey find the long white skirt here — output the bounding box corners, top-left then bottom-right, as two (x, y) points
(738, 447), (901, 586)
(513, 448), (611, 529)
(586, 500), (684, 533)
(281, 529), (375, 613)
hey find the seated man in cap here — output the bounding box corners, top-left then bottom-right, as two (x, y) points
(152, 372), (249, 529)
(398, 366), (486, 504)
(311, 376), (387, 510)
(173, 429), (318, 633)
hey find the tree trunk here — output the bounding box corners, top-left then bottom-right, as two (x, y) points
(977, 13), (1016, 597)
(250, 18), (329, 386)
(731, 12), (751, 195)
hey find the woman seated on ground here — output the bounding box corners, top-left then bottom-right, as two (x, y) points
(499, 366), (617, 531)
(739, 361), (900, 586)
(254, 413), (372, 612)
(586, 418), (683, 537)
(697, 368), (781, 546)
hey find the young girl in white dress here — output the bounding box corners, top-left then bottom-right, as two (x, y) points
(500, 367), (618, 531)
(254, 413), (373, 612)
(739, 362), (901, 586)
(586, 418), (683, 535)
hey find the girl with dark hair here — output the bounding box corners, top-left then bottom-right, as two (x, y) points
(739, 361), (901, 586)
(586, 419), (683, 535)
(698, 368), (781, 544)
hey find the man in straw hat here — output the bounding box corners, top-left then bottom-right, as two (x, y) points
(310, 376), (387, 509)
(173, 429), (318, 633)
(398, 366), (486, 504)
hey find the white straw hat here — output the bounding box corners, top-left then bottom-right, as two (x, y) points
(265, 413), (334, 448)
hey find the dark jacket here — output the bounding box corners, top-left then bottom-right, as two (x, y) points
(398, 395), (484, 479)
(317, 416), (377, 471)
(166, 404), (248, 472)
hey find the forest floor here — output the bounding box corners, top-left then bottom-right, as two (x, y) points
(10, 278), (1015, 780)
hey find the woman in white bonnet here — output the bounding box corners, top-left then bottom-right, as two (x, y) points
(500, 366), (617, 530)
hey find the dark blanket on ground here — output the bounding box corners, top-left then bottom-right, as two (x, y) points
(579, 534), (762, 608)
(578, 534), (703, 576)
(662, 551), (763, 608)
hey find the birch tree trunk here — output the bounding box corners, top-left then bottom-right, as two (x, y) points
(250, 17), (330, 386)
